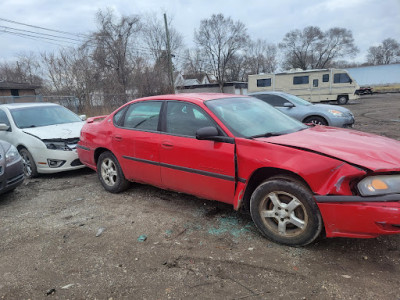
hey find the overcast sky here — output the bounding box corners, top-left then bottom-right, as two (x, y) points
(1, 0), (399, 64)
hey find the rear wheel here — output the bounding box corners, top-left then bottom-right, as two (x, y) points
(303, 116), (328, 126)
(337, 95), (348, 105)
(250, 177), (322, 246)
(97, 151), (130, 193)
(19, 148), (38, 178)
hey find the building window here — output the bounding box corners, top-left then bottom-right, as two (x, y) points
(293, 76), (309, 85)
(11, 89), (19, 96)
(322, 74), (329, 82)
(334, 73), (351, 83)
(257, 78), (272, 87)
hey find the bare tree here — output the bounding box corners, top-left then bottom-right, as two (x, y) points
(87, 8), (141, 105)
(194, 14), (249, 91)
(225, 54), (247, 82)
(181, 48), (207, 76)
(279, 26), (358, 70)
(142, 13), (184, 93)
(245, 39), (278, 75)
(142, 13), (183, 62)
(367, 38), (400, 65)
(41, 48), (98, 111)
(0, 52), (43, 86)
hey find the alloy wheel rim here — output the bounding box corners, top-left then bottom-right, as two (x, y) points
(21, 152), (32, 177)
(101, 158), (118, 186)
(259, 191), (308, 237)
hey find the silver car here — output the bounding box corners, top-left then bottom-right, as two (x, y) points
(249, 91), (354, 127)
(0, 138), (24, 194)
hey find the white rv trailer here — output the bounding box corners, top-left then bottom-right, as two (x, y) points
(248, 69), (360, 104)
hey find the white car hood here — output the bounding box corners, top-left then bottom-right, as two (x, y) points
(22, 122), (84, 140)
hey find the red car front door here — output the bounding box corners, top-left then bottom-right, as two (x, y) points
(159, 101), (236, 204)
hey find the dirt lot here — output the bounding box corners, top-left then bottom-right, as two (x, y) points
(1, 93), (400, 300)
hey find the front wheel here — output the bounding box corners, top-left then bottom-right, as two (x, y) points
(97, 151), (130, 193)
(250, 178), (322, 246)
(303, 116), (328, 126)
(19, 148), (38, 178)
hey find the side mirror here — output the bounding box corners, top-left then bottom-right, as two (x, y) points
(349, 79), (353, 84)
(79, 115), (87, 121)
(196, 126), (219, 140)
(196, 126), (234, 144)
(283, 102), (295, 108)
(0, 123), (10, 131)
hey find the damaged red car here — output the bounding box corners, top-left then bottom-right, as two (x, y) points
(77, 93), (400, 246)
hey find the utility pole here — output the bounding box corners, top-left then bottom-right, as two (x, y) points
(164, 13), (175, 94)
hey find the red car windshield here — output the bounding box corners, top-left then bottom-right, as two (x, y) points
(206, 97), (307, 138)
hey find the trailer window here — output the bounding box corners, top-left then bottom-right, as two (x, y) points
(322, 74), (329, 82)
(313, 79), (318, 87)
(334, 73), (351, 83)
(293, 76), (309, 85)
(257, 78), (271, 87)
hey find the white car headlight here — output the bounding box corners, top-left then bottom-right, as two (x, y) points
(44, 141), (71, 151)
(6, 145), (21, 166)
(328, 109), (344, 117)
(358, 175), (400, 196)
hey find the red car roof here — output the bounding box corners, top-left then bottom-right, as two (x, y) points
(130, 93), (245, 105)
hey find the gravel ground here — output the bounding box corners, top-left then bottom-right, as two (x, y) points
(1, 93), (400, 299)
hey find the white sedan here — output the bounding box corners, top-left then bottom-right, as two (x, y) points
(0, 103), (86, 178)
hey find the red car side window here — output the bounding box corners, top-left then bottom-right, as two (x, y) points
(122, 101), (162, 131)
(166, 102), (215, 137)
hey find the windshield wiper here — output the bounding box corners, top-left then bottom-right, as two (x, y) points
(248, 132), (282, 139)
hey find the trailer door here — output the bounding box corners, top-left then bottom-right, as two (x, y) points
(309, 74), (321, 102)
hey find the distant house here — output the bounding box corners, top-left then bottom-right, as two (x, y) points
(0, 81), (41, 103)
(174, 73), (216, 90)
(182, 74), (212, 85)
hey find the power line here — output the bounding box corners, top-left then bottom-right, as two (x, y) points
(0, 17), (88, 38)
(0, 25), (87, 43)
(0, 17), (182, 59)
(1, 29), (85, 46)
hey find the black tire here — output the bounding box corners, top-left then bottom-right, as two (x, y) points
(97, 151), (130, 193)
(337, 95), (348, 105)
(19, 148), (38, 178)
(250, 178), (322, 246)
(303, 116), (328, 126)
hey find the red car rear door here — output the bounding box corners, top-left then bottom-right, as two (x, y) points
(112, 101), (163, 187)
(159, 101), (236, 204)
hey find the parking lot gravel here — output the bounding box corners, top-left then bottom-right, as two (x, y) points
(0, 93), (399, 299)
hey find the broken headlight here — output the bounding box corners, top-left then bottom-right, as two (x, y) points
(358, 175), (400, 196)
(44, 141), (71, 151)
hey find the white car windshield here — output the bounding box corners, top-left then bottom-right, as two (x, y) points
(10, 106), (82, 129)
(206, 97), (307, 138)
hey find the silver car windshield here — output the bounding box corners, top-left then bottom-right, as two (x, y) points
(10, 106), (82, 129)
(282, 94), (312, 106)
(206, 97), (307, 138)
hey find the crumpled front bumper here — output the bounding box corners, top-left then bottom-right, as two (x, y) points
(315, 194), (400, 238)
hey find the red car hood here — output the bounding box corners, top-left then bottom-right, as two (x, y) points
(259, 126), (400, 172)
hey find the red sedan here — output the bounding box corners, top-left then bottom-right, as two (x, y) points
(77, 93), (400, 246)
